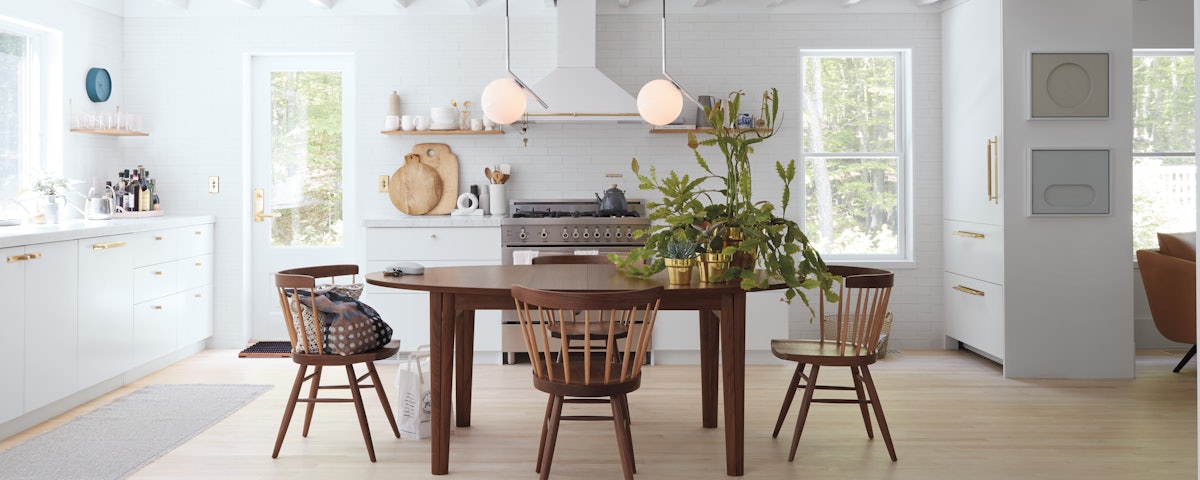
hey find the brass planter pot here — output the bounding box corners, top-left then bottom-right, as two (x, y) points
(664, 257), (695, 285)
(698, 253), (732, 283)
(724, 227), (756, 270)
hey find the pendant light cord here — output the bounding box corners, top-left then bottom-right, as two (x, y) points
(659, 0), (699, 108)
(505, 0), (548, 109)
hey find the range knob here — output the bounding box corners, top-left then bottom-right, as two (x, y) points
(539, 228), (548, 239)
(615, 229), (623, 238)
(593, 228), (601, 239)
(518, 228), (527, 240)
(583, 229), (590, 239)
(604, 228), (612, 238)
(572, 228), (580, 239)
(561, 228), (569, 239)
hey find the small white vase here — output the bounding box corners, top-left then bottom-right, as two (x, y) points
(40, 195), (60, 224)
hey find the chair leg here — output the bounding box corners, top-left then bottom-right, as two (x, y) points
(272, 364), (308, 459)
(788, 364), (821, 462)
(539, 395), (565, 480)
(302, 365), (323, 437)
(860, 365), (897, 461)
(365, 361), (401, 438)
(773, 362), (805, 438)
(1174, 345), (1196, 373)
(850, 366), (875, 439)
(611, 394), (635, 480)
(618, 394), (635, 471)
(536, 395), (553, 473)
(345, 364), (377, 462)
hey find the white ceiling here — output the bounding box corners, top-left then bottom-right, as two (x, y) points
(72, 0), (951, 18)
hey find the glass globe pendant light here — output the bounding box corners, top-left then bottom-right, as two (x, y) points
(637, 0), (697, 126)
(481, 0), (547, 125)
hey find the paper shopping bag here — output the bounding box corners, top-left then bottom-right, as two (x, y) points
(396, 345), (431, 439)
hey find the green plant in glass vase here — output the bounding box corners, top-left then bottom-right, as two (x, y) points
(613, 88), (838, 308)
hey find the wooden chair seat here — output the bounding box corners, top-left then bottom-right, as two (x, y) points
(291, 340), (401, 366)
(531, 361), (643, 398)
(770, 339), (877, 367)
(550, 321), (631, 341)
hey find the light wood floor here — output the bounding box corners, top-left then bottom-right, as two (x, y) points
(1, 349), (1194, 479)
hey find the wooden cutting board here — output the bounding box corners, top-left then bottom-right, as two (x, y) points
(389, 153), (443, 215)
(410, 143), (459, 215)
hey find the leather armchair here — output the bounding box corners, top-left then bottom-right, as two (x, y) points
(1136, 248), (1197, 372)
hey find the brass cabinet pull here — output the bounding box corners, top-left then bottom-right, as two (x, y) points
(194, 293), (203, 298)
(155, 235), (164, 241)
(986, 136), (999, 204)
(953, 285), (986, 296)
(195, 262), (203, 266)
(6, 252), (40, 262)
(953, 231), (985, 239)
(152, 305), (164, 310)
(194, 230), (203, 235)
(153, 271), (163, 276)
(93, 241), (129, 250)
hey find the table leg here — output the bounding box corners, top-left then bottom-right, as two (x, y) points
(698, 309), (719, 428)
(455, 309), (475, 428)
(430, 292), (456, 475)
(720, 291), (746, 476)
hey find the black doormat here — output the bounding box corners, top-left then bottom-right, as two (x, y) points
(238, 340), (292, 358)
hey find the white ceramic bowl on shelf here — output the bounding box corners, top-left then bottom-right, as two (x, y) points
(430, 107), (458, 129)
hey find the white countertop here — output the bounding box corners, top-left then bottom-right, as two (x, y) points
(363, 215), (503, 228)
(0, 215), (216, 248)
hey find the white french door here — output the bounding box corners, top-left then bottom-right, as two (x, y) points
(249, 55), (356, 340)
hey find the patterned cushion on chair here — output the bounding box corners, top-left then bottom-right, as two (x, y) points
(288, 289), (392, 356)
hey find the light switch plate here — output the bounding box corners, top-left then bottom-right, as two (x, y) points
(378, 175), (389, 192)
(208, 176), (219, 193)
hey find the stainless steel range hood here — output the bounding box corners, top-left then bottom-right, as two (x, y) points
(523, 0), (643, 124)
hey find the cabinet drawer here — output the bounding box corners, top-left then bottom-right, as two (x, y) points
(178, 285), (213, 346)
(365, 227), (500, 261)
(178, 254), (213, 291)
(177, 224), (214, 258)
(134, 230), (178, 267)
(133, 295), (179, 365)
(134, 262), (178, 303)
(944, 220), (1004, 285)
(943, 272), (1004, 361)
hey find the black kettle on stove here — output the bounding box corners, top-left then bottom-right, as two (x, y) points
(596, 184), (627, 213)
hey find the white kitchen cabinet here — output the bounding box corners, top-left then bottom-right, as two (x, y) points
(133, 294), (179, 365)
(942, 0), (1006, 363)
(77, 234), (135, 389)
(652, 290), (788, 365)
(23, 240), (79, 412)
(0, 246), (26, 424)
(364, 225), (502, 362)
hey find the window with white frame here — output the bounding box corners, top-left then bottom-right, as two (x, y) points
(799, 50), (908, 260)
(1132, 49), (1195, 253)
(0, 20), (44, 205)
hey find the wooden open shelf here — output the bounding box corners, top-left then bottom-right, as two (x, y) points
(381, 129), (504, 135)
(70, 128), (150, 137)
(649, 127), (771, 134)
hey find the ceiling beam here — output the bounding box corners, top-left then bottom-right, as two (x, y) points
(153, 0), (189, 8)
(232, 0), (261, 9)
(309, 0), (333, 7)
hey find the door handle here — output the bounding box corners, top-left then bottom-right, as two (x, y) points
(986, 136), (999, 204)
(253, 188), (282, 222)
(953, 285), (985, 296)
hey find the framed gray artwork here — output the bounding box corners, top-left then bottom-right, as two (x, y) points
(1029, 52), (1109, 119)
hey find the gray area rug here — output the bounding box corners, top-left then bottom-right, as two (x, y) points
(0, 384), (271, 480)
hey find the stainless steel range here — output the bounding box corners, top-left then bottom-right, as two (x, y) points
(499, 198), (652, 364)
(500, 198), (650, 265)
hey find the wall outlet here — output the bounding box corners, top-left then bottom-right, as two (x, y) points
(208, 176), (219, 193)
(378, 175), (389, 192)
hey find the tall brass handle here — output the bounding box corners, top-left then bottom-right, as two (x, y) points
(953, 285), (985, 296)
(953, 231), (985, 239)
(986, 136), (999, 203)
(254, 188), (282, 222)
(93, 241), (129, 250)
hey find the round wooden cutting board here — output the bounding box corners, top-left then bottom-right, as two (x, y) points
(389, 153), (443, 214)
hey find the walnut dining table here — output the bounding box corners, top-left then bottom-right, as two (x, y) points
(366, 264), (785, 476)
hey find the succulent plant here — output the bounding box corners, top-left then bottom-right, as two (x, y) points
(664, 239), (698, 259)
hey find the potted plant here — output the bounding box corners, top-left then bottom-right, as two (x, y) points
(27, 170), (78, 224)
(663, 238), (698, 285)
(613, 88), (838, 308)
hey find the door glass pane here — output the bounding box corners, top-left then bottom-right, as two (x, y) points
(0, 29), (29, 203)
(270, 71), (343, 247)
(804, 156), (899, 255)
(1133, 156), (1196, 250)
(801, 56), (896, 153)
